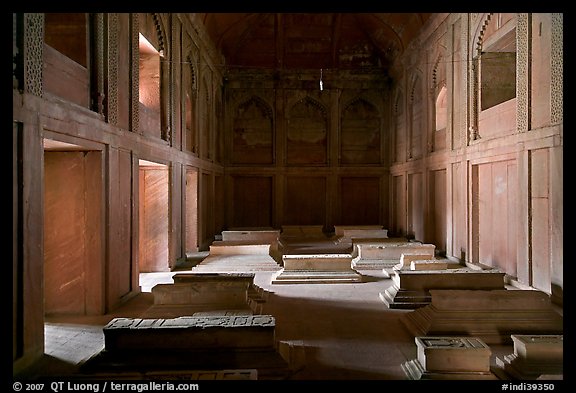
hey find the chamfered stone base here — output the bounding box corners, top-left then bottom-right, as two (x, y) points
(82, 315), (290, 379)
(272, 253), (363, 284)
(494, 334), (563, 380)
(271, 270), (363, 284)
(402, 358), (498, 380)
(80, 349), (290, 380)
(402, 290), (563, 344)
(380, 268), (506, 309)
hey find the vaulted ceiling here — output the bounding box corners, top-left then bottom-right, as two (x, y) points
(197, 13), (432, 72)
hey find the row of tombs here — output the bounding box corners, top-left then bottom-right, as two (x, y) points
(79, 226), (563, 380)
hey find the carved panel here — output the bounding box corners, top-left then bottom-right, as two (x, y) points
(152, 13), (165, 53)
(94, 13), (105, 115)
(551, 13), (563, 124)
(516, 13), (530, 132)
(459, 16), (467, 148)
(107, 13), (119, 125)
(168, 13), (177, 145)
(13, 13), (19, 89)
(24, 13), (43, 97)
(130, 13), (139, 133)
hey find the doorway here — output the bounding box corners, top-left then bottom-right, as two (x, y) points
(43, 139), (103, 316)
(138, 159), (170, 272)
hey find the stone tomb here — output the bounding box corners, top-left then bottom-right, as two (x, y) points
(281, 225), (325, 238)
(144, 273), (257, 318)
(393, 253), (441, 271)
(334, 225), (388, 244)
(334, 225), (384, 237)
(191, 241), (282, 273)
(173, 272), (269, 314)
(272, 254), (362, 284)
(104, 315), (276, 351)
(410, 260), (449, 271)
(380, 267), (506, 309)
(81, 315), (291, 379)
(495, 334), (563, 379)
(156, 272), (268, 316)
(221, 229), (280, 248)
(402, 336), (497, 380)
(221, 229), (281, 262)
(209, 241), (271, 255)
(351, 241), (436, 271)
(402, 290), (564, 344)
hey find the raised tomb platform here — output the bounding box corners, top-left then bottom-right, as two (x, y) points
(221, 229), (280, 247)
(494, 334), (563, 380)
(351, 241), (436, 271)
(271, 253), (362, 284)
(143, 273), (269, 318)
(334, 225), (384, 237)
(209, 241), (271, 255)
(333, 225), (388, 244)
(190, 241), (282, 273)
(281, 225), (326, 238)
(402, 336), (497, 380)
(401, 289), (564, 344)
(80, 315), (291, 379)
(380, 267), (506, 309)
(104, 315), (276, 351)
(221, 229), (282, 262)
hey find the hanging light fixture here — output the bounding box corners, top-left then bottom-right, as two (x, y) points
(319, 68), (324, 91)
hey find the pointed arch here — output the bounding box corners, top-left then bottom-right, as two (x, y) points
(392, 88), (406, 163)
(231, 95), (274, 165)
(340, 97), (381, 165)
(286, 96), (328, 165)
(408, 71), (424, 159)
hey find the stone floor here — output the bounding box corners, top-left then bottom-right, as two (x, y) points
(14, 238), (562, 382)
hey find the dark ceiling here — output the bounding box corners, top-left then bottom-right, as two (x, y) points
(197, 13), (432, 72)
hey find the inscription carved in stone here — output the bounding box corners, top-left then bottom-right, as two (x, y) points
(105, 315), (275, 330)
